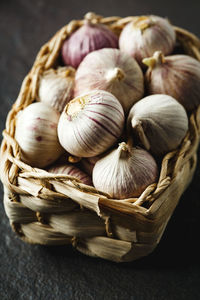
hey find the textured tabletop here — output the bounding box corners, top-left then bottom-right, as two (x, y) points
(0, 1), (200, 299)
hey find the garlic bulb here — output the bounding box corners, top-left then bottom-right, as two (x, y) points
(79, 155), (101, 176)
(58, 90), (124, 157)
(127, 94), (188, 156)
(61, 21), (118, 68)
(92, 142), (158, 199)
(48, 163), (92, 186)
(15, 102), (64, 168)
(143, 51), (200, 111)
(119, 15), (176, 66)
(74, 48), (144, 113)
(37, 66), (75, 113)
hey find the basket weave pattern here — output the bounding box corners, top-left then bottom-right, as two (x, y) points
(1, 14), (200, 262)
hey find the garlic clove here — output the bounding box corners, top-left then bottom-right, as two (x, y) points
(57, 90), (125, 157)
(143, 51), (200, 111)
(15, 102), (64, 168)
(92, 142), (158, 199)
(119, 15), (176, 67)
(37, 66), (75, 113)
(61, 21), (118, 68)
(74, 48), (144, 113)
(48, 163), (92, 186)
(127, 94), (189, 156)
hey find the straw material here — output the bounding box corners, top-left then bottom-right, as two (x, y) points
(1, 12), (200, 262)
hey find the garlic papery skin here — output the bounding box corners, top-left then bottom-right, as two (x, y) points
(15, 102), (64, 168)
(57, 90), (125, 157)
(119, 15), (176, 66)
(74, 48), (144, 113)
(127, 94), (188, 156)
(48, 163), (92, 186)
(37, 66), (75, 113)
(92, 142), (158, 199)
(143, 51), (200, 111)
(61, 21), (118, 68)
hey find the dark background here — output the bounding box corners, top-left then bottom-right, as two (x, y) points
(0, 0), (200, 299)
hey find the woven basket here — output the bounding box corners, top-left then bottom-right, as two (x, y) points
(1, 13), (200, 263)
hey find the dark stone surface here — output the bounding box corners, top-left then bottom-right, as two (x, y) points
(0, 1), (200, 299)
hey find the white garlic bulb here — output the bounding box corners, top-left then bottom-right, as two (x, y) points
(92, 142), (158, 199)
(58, 90), (124, 157)
(127, 94), (188, 156)
(37, 66), (75, 113)
(15, 102), (64, 168)
(143, 51), (200, 111)
(119, 15), (176, 66)
(48, 163), (92, 186)
(74, 48), (144, 113)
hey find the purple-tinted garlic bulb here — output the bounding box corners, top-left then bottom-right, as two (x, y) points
(61, 21), (118, 68)
(143, 51), (200, 111)
(57, 90), (125, 157)
(48, 163), (92, 186)
(92, 142), (158, 199)
(74, 48), (144, 113)
(119, 15), (176, 66)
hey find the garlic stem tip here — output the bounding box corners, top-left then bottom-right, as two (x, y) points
(115, 67), (125, 81)
(106, 67), (125, 83)
(118, 142), (130, 156)
(131, 118), (141, 128)
(153, 50), (165, 64)
(142, 57), (156, 69)
(68, 156), (81, 163)
(84, 12), (97, 20)
(119, 142), (127, 149)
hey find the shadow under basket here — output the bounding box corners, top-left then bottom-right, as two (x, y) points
(1, 13), (200, 262)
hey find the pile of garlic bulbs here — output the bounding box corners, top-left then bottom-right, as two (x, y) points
(15, 14), (200, 200)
